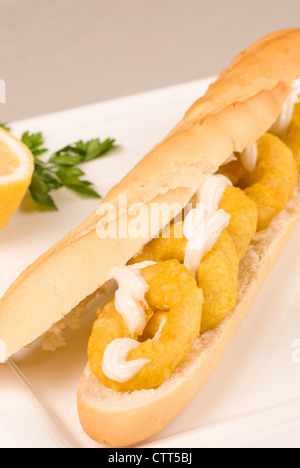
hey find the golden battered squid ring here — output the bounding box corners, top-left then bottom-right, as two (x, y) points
(88, 260), (203, 392)
(219, 186), (258, 260)
(197, 229), (239, 333)
(132, 186), (257, 264)
(133, 229), (239, 335)
(130, 221), (186, 265)
(139, 229), (241, 334)
(239, 133), (298, 231)
(217, 158), (246, 185)
(130, 185), (257, 333)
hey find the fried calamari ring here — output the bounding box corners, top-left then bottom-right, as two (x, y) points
(197, 229), (238, 333)
(217, 159), (246, 185)
(88, 260), (203, 392)
(219, 186), (258, 260)
(239, 133), (298, 231)
(142, 310), (169, 341)
(131, 186), (257, 264)
(131, 228), (239, 335)
(130, 186), (257, 333)
(138, 231), (242, 335)
(130, 222), (186, 265)
(133, 219), (240, 334)
(196, 228), (239, 333)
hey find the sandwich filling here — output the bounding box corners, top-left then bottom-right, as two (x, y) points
(87, 87), (300, 392)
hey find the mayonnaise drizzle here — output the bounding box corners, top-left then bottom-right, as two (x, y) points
(113, 261), (156, 336)
(102, 338), (150, 383)
(183, 209), (230, 277)
(102, 262), (156, 383)
(270, 93), (295, 138)
(193, 174), (232, 212)
(270, 79), (300, 138)
(184, 174), (232, 276)
(240, 142), (258, 172)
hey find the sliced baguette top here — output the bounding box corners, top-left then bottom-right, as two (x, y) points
(0, 29), (300, 361)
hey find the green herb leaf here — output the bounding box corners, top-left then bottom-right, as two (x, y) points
(30, 189), (58, 210)
(63, 183), (101, 198)
(49, 153), (83, 166)
(55, 166), (101, 198)
(50, 138), (117, 166)
(35, 169), (63, 191)
(29, 172), (58, 210)
(21, 131), (48, 158)
(55, 166), (85, 184)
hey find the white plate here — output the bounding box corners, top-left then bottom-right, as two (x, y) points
(0, 77), (300, 448)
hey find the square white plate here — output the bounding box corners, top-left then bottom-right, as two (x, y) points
(0, 77), (300, 448)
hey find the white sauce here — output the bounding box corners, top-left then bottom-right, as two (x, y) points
(269, 94), (295, 138)
(183, 208), (230, 277)
(240, 142), (258, 172)
(184, 175), (231, 276)
(193, 174), (232, 213)
(270, 79), (300, 138)
(129, 261), (157, 270)
(102, 338), (150, 383)
(114, 267), (148, 336)
(102, 261), (156, 382)
(113, 261), (156, 336)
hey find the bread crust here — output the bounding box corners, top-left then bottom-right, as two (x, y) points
(1, 29), (300, 360)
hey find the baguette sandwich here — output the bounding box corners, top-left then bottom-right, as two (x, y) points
(1, 29), (300, 447)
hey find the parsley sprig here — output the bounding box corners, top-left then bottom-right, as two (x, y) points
(1, 123), (117, 210)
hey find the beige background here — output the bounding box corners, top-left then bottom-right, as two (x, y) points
(0, 0), (300, 122)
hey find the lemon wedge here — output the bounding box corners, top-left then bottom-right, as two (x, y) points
(0, 128), (34, 229)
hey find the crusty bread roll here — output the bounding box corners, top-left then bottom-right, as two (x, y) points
(1, 29), (300, 446)
(77, 29), (300, 446)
